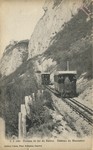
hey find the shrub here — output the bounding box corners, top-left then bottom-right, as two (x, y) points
(27, 90), (54, 137)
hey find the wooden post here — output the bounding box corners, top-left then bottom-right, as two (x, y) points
(37, 90), (41, 99)
(0, 117), (5, 139)
(25, 95), (33, 119)
(21, 104), (26, 138)
(32, 93), (35, 102)
(18, 112), (22, 138)
(28, 95), (33, 105)
(41, 90), (44, 94)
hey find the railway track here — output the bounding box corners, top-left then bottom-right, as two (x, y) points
(68, 98), (93, 116)
(46, 85), (93, 126)
(63, 98), (93, 125)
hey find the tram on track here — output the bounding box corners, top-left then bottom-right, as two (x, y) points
(54, 71), (77, 98)
(41, 72), (50, 85)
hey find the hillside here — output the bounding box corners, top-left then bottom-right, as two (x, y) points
(28, 0), (91, 58)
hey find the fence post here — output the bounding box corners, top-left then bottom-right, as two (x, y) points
(21, 104), (26, 138)
(41, 90), (44, 94)
(37, 90), (41, 99)
(32, 93), (35, 102)
(0, 117), (5, 139)
(18, 112), (22, 138)
(25, 95), (33, 119)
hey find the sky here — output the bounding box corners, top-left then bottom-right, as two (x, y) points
(0, 0), (45, 58)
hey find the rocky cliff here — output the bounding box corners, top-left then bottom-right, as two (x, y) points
(0, 40), (29, 76)
(28, 0), (91, 58)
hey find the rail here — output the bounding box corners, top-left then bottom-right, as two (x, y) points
(46, 85), (93, 126)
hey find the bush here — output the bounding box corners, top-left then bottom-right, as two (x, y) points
(27, 90), (54, 137)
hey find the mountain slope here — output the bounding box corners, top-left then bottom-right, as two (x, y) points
(28, 0), (91, 58)
(43, 7), (92, 78)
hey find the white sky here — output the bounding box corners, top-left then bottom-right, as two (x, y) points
(0, 0), (44, 58)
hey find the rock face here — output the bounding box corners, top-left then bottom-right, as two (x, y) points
(28, 0), (89, 58)
(0, 0), (92, 77)
(0, 40), (29, 76)
(28, 0), (92, 81)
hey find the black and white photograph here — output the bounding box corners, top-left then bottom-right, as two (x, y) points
(0, 0), (93, 149)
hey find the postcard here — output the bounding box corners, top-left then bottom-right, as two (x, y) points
(0, 0), (92, 150)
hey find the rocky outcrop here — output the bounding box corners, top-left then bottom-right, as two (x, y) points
(0, 40), (29, 76)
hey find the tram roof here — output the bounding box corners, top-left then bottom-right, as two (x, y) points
(54, 71), (77, 75)
(41, 72), (50, 74)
